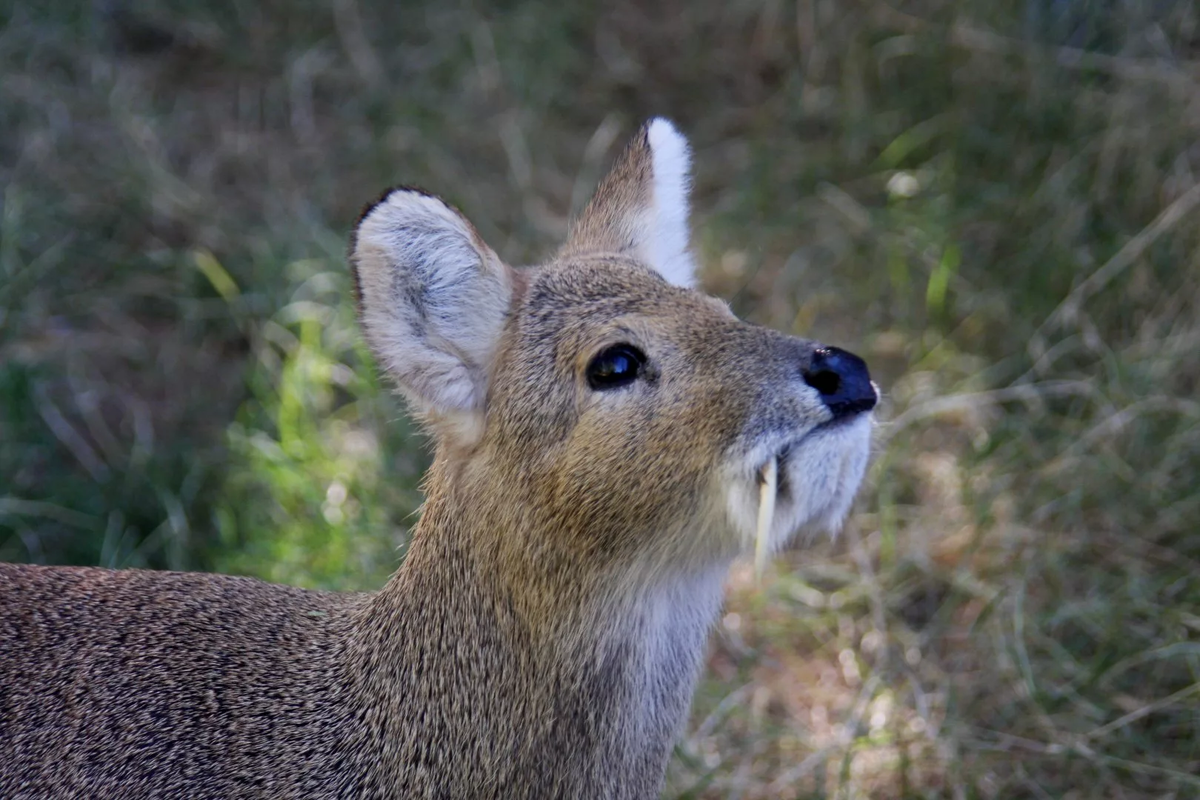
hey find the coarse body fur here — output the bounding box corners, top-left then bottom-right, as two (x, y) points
(0, 119), (877, 798)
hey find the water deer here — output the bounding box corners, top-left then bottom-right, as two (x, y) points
(0, 119), (877, 798)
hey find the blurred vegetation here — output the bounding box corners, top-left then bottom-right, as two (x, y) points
(2, 0), (1199, 795)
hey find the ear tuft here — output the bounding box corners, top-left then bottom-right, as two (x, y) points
(645, 118), (697, 288)
(350, 188), (512, 439)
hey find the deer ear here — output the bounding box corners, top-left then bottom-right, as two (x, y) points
(350, 188), (514, 439)
(563, 118), (698, 288)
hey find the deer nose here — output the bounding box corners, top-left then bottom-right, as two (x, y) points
(802, 346), (878, 418)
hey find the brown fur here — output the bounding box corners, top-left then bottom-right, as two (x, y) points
(0, 119), (876, 798)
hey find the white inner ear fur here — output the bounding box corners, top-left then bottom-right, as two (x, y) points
(645, 119), (698, 289)
(353, 190), (511, 428)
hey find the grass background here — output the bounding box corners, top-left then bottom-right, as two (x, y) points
(2, 0), (1199, 795)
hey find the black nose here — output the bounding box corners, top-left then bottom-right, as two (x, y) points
(802, 346), (878, 418)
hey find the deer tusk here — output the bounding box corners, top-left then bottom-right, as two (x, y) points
(754, 456), (777, 579)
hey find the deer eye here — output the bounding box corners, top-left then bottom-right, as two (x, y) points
(586, 344), (646, 390)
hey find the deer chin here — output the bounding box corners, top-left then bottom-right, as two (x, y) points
(723, 412), (874, 569)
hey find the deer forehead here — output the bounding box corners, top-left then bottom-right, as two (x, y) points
(509, 258), (738, 362)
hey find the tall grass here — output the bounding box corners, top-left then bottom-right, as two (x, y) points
(1, 0), (1197, 795)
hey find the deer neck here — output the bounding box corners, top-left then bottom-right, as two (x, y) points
(350, 455), (728, 791)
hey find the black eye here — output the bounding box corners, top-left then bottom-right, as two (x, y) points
(586, 344), (646, 390)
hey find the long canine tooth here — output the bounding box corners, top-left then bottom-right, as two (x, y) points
(755, 457), (778, 579)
